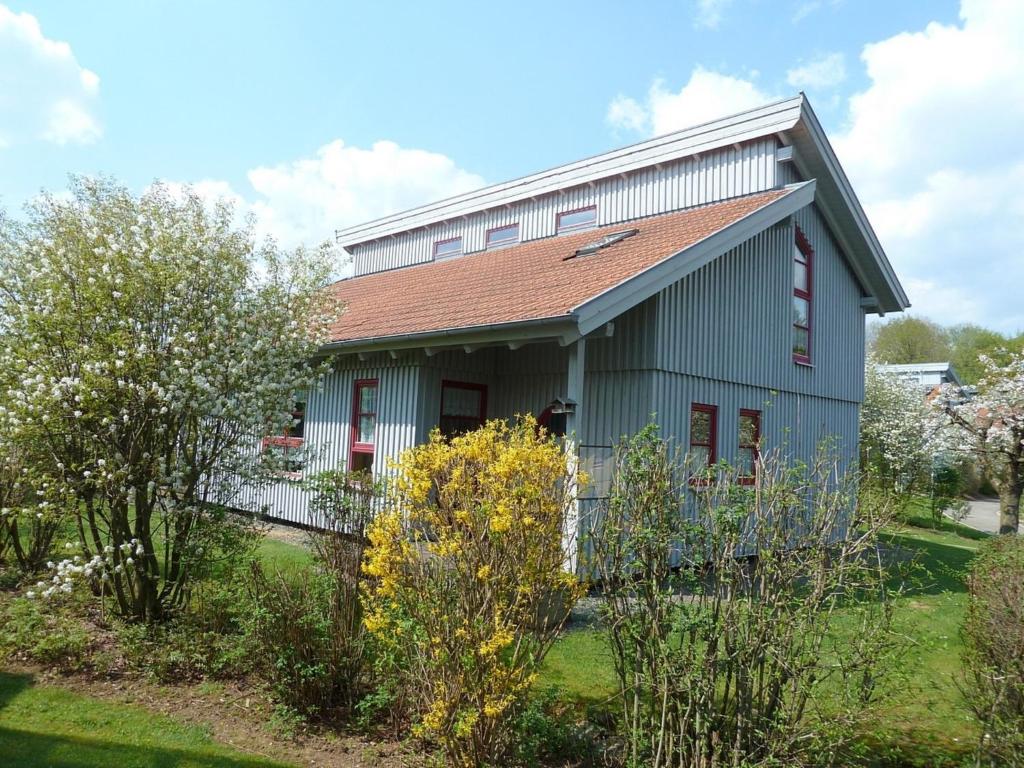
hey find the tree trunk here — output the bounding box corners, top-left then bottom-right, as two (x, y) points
(998, 486), (1021, 535)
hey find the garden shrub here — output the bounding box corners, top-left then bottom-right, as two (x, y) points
(962, 534), (1024, 766)
(244, 468), (379, 718)
(0, 596), (94, 671)
(587, 424), (905, 768)
(361, 417), (585, 767)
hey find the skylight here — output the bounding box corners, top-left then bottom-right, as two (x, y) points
(567, 228), (639, 259)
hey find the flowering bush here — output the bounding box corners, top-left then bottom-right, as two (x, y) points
(934, 351), (1024, 534)
(0, 177), (340, 621)
(361, 417), (584, 767)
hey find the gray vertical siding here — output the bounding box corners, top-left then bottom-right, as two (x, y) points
(241, 357), (421, 526)
(351, 139), (781, 276)
(248, 199), (868, 528)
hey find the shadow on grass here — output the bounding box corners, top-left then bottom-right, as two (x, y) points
(0, 726), (290, 768)
(883, 527), (980, 597)
(0, 672), (290, 768)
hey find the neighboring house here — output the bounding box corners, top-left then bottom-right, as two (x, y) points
(243, 95), (909, 530)
(877, 362), (963, 394)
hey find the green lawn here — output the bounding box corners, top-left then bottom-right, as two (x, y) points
(0, 671), (293, 768)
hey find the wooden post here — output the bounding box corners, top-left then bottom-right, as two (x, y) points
(564, 337), (585, 572)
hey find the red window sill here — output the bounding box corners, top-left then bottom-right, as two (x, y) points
(264, 436), (304, 449)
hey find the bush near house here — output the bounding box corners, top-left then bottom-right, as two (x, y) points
(361, 417), (585, 767)
(962, 534), (1024, 766)
(587, 425), (907, 768)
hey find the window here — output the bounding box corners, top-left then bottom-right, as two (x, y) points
(439, 380), (487, 438)
(793, 227), (813, 364)
(263, 395), (306, 478)
(350, 379), (378, 473)
(738, 409), (761, 484)
(485, 223), (519, 249)
(433, 236), (463, 259)
(689, 403), (718, 469)
(556, 206), (597, 233)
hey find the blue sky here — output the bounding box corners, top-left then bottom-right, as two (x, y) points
(2, 0), (1022, 332)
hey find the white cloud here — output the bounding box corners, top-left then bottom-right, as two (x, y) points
(169, 139), (486, 256)
(834, 0), (1024, 333)
(694, 0), (733, 29)
(786, 52), (846, 89)
(0, 4), (101, 146)
(606, 69), (776, 136)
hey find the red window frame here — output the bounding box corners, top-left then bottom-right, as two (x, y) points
(793, 226), (813, 365)
(350, 378), (378, 458)
(433, 236), (463, 259)
(556, 205), (597, 234)
(485, 223), (519, 249)
(689, 403), (718, 470)
(438, 380), (487, 438)
(263, 397), (306, 479)
(738, 409), (761, 485)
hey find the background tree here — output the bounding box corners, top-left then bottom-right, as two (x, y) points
(868, 316), (951, 364)
(948, 323), (1024, 385)
(860, 360), (944, 517)
(934, 352), (1024, 534)
(0, 177), (339, 621)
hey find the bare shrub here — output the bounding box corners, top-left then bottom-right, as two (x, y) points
(961, 535), (1024, 766)
(245, 469), (378, 718)
(587, 424), (904, 768)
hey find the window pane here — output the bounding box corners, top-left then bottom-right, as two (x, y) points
(486, 224), (519, 248)
(793, 243), (807, 264)
(793, 259), (808, 292)
(358, 414), (375, 444)
(793, 326), (810, 357)
(557, 207), (597, 232)
(359, 385), (377, 414)
(739, 414), (757, 446)
(291, 401), (306, 439)
(690, 445), (710, 468)
(690, 409), (711, 444)
(434, 237), (462, 258)
(442, 385), (483, 418)
(738, 447), (755, 475)
(792, 296), (810, 327)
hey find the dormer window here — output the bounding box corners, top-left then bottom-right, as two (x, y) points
(434, 237), (463, 259)
(556, 206), (597, 233)
(485, 223), (519, 250)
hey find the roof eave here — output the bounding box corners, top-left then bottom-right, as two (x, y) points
(573, 182), (817, 336)
(783, 98), (910, 314)
(317, 315), (580, 357)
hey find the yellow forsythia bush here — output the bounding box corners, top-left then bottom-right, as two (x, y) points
(362, 416), (585, 767)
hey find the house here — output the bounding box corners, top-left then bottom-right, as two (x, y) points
(244, 95), (909, 531)
(876, 362), (964, 393)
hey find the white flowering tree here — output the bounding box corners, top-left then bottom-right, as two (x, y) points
(0, 177), (340, 620)
(860, 360), (938, 504)
(934, 352), (1024, 535)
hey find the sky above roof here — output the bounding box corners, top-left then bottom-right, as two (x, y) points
(1, 0), (1021, 333)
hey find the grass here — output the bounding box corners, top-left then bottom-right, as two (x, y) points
(0, 671), (294, 768)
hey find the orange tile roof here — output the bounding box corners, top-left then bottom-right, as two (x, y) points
(326, 189), (789, 344)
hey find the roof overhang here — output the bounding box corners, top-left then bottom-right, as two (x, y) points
(573, 182), (817, 335)
(780, 99), (909, 314)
